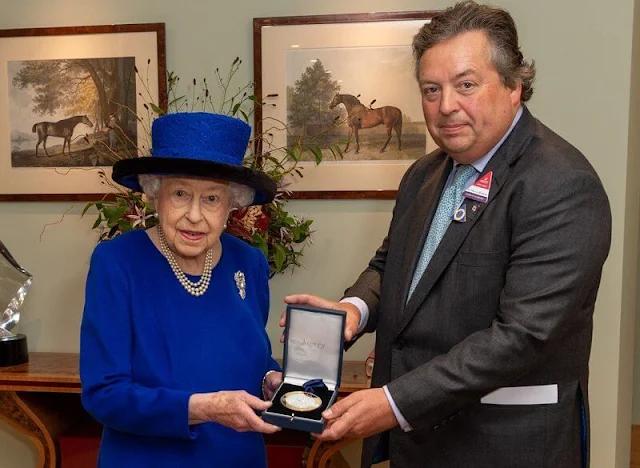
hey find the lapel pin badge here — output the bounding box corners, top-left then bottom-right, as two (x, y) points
(453, 204), (467, 223)
(463, 170), (493, 204)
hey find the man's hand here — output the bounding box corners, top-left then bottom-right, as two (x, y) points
(281, 294), (361, 343)
(315, 388), (398, 440)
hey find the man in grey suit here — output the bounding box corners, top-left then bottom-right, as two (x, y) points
(284, 2), (611, 467)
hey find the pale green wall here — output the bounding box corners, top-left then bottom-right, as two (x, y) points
(627, 0), (640, 463)
(0, 1), (638, 467)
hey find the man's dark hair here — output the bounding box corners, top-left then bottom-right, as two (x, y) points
(413, 1), (536, 102)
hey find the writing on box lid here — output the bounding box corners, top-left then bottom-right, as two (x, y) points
(284, 305), (345, 387)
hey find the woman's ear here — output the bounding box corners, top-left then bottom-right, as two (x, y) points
(149, 198), (158, 216)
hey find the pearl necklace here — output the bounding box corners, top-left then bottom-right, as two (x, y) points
(157, 227), (213, 297)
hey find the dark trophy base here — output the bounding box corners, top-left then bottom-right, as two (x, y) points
(0, 334), (29, 367)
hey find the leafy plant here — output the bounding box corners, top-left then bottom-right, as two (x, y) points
(84, 58), (343, 276)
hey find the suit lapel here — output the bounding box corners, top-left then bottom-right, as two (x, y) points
(397, 107), (538, 336)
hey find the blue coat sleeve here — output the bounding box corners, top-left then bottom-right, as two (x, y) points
(80, 242), (197, 440)
(256, 250), (280, 374)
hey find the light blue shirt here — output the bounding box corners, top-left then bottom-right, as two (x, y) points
(450, 105), (524, 198)
(341, 106), (523, 432)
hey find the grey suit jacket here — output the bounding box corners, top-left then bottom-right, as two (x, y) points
(345, 107), (611, 468)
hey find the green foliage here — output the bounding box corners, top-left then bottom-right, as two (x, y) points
(83, 170), (158, 241)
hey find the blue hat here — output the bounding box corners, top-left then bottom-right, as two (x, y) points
(112, 112), (276, 205)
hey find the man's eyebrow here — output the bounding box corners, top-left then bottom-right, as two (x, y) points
(452, 69), (476, 80)
(419, 69), (477, 85)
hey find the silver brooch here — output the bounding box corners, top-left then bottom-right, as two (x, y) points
(234, 271), (246, 299)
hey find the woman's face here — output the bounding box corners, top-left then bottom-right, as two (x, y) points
(155, 177), (232, 261)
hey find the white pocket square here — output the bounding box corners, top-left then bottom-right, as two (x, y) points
(481, 384), (558, 405)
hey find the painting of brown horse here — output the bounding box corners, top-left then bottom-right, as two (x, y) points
(32, 115), (93, 157)
(329, 93), (402, 154)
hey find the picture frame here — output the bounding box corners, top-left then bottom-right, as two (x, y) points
(253, 12), (437, 200)
(0, 23), (166, 202)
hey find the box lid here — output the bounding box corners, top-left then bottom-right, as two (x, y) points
(283, 305), (345, 388)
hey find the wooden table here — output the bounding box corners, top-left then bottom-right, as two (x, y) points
(0, 353), (82, 468)
(0, 352), (370, 468)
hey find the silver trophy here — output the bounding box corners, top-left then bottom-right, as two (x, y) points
(0, 240), (31, 366)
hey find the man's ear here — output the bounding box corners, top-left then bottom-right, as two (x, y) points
(510, 80), (523, 106)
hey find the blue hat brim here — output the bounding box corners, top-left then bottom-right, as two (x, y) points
(112, 157), (277, 205)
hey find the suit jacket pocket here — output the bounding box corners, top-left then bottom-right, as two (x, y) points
(467, 402), (547, 467)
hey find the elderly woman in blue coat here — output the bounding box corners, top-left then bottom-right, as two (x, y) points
(80, 113), (283, 468)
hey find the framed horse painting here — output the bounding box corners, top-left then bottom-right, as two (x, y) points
(254, 12), (437, 199)
(0, 23), (166, 201)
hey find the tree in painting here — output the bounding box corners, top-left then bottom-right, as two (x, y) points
(287, 59), (340, 139)
(10, 57), (137, 167)
(13, 58), (136, 131)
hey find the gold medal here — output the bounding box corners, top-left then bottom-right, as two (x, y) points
(280, 391), (322, 412)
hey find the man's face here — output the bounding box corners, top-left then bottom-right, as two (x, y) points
(418, 30), (522, 164)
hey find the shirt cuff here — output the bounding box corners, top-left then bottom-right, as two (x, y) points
(383, 385), (413, 432)
(339, 297), (369, 333)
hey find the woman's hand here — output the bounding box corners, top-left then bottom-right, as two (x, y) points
(263, 371), (283, 400)
(188, 391), (281, 433)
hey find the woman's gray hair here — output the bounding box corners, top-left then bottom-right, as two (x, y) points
(137, 174), (255, 209)
(227, 183), (255, 208)
(138, 174), (162, 200)
(412, 1), (536, 102)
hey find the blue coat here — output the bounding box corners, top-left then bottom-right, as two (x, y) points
(80, 230), (278, 467)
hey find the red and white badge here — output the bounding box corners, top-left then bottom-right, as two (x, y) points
(463, 171), (492, 203)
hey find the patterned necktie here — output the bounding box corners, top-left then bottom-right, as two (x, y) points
(407, 164), (477, 300)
